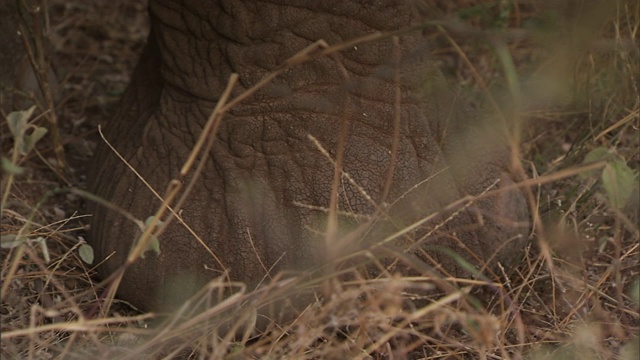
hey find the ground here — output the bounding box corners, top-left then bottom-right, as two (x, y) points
(1, 0), (638, 359)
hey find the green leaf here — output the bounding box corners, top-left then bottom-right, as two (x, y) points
(140, 216), (162, 258)
(79, 244), (94, 265)
(7, 106), (45, 156)
(20, 126), (48, 155)
(580, 147), (611, 178)
(144, 216), (160, 227)
(141, 236), (161, 258)
(602, 159), (637, 209)
(583, 147), (611, 162)
(1, 157), (24, 175)
(7, 106), (35, 139)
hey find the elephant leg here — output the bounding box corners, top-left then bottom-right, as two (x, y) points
(89, 0), (530, 315)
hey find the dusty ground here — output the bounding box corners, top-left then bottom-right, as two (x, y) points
(1, 0), (638, 359)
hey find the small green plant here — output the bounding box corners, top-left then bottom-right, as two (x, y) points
(140, 216), (162, 258)
(1, 107), (51, 259)
(582, 147), (638, 210)
(2, 106), (47, 207)
(78, 241), (94, 265)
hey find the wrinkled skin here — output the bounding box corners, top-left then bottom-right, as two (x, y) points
(90, 0), (530, 314)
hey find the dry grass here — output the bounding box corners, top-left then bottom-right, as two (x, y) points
(2, 0), (638, 359)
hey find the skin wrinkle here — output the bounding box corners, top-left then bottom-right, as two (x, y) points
(90, 0), (530, 315)
(156, 1), (423, 101)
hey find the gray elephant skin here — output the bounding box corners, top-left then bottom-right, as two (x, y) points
(89, 0), (530, 315)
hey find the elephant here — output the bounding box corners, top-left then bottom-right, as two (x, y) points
(89, 0), (530, 317)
